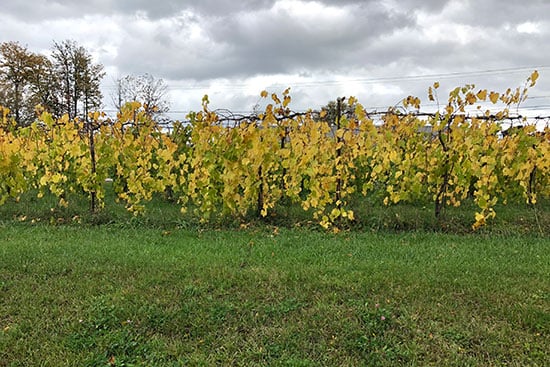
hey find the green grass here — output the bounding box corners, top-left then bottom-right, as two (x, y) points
(1, 223), (548, 366)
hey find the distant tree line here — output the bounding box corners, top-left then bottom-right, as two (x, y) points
(0, 40), (169, 126)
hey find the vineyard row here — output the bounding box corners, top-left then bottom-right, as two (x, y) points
(1, 77), (549, 229)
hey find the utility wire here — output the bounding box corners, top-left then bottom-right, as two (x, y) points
(102, 65), (550, 91)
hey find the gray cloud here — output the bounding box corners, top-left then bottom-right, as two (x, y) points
(448, 0), (550, 27)
(1, 0), (549, 113)
(114, 1), (415, 80)
(0, 0), (275, 21)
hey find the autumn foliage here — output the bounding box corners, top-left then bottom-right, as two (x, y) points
(1, 73), (548, 229)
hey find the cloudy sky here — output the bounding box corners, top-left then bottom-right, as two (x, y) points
(1, 0), (549, 121)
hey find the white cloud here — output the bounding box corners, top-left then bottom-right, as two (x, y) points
(516, 22), (541, 34)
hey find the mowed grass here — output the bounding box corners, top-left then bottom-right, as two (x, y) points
(0, 223), (548, 366)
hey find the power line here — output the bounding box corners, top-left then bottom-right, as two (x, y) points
(102, 65), (550, 91)
(101, 67), (550, 117)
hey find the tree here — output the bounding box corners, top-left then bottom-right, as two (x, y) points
(26, 54), (61, 118)
(0, 41), (50, 126)
(319, 98), (358, 126)
(51, 40), (105, 120)
(112, 73), (169, 121)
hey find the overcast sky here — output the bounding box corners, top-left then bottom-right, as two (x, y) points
(1, 0), (549, 121)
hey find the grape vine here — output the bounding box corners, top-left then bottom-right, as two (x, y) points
(0, 72), (547, 230)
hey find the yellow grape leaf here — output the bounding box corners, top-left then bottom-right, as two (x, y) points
(433, 81), (440, 89)
(489, 91), (499, 104)
(39, 175), (49, 186)
(283, 95), (291, 108)
(428, 87), (434, 102)
(319, 110), (327, 119)
(320, 215), (330, 229)
(476, 90), (487, 100)
(260, 90), (268, 98)
(530, 70), (539, 86)
(473, 212), (486, 229)
(389, 150), (398, 162)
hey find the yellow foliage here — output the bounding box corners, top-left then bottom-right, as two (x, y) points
(0, 74), (546, 230)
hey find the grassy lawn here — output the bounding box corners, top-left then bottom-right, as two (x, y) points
(0, 223), (548, 366)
